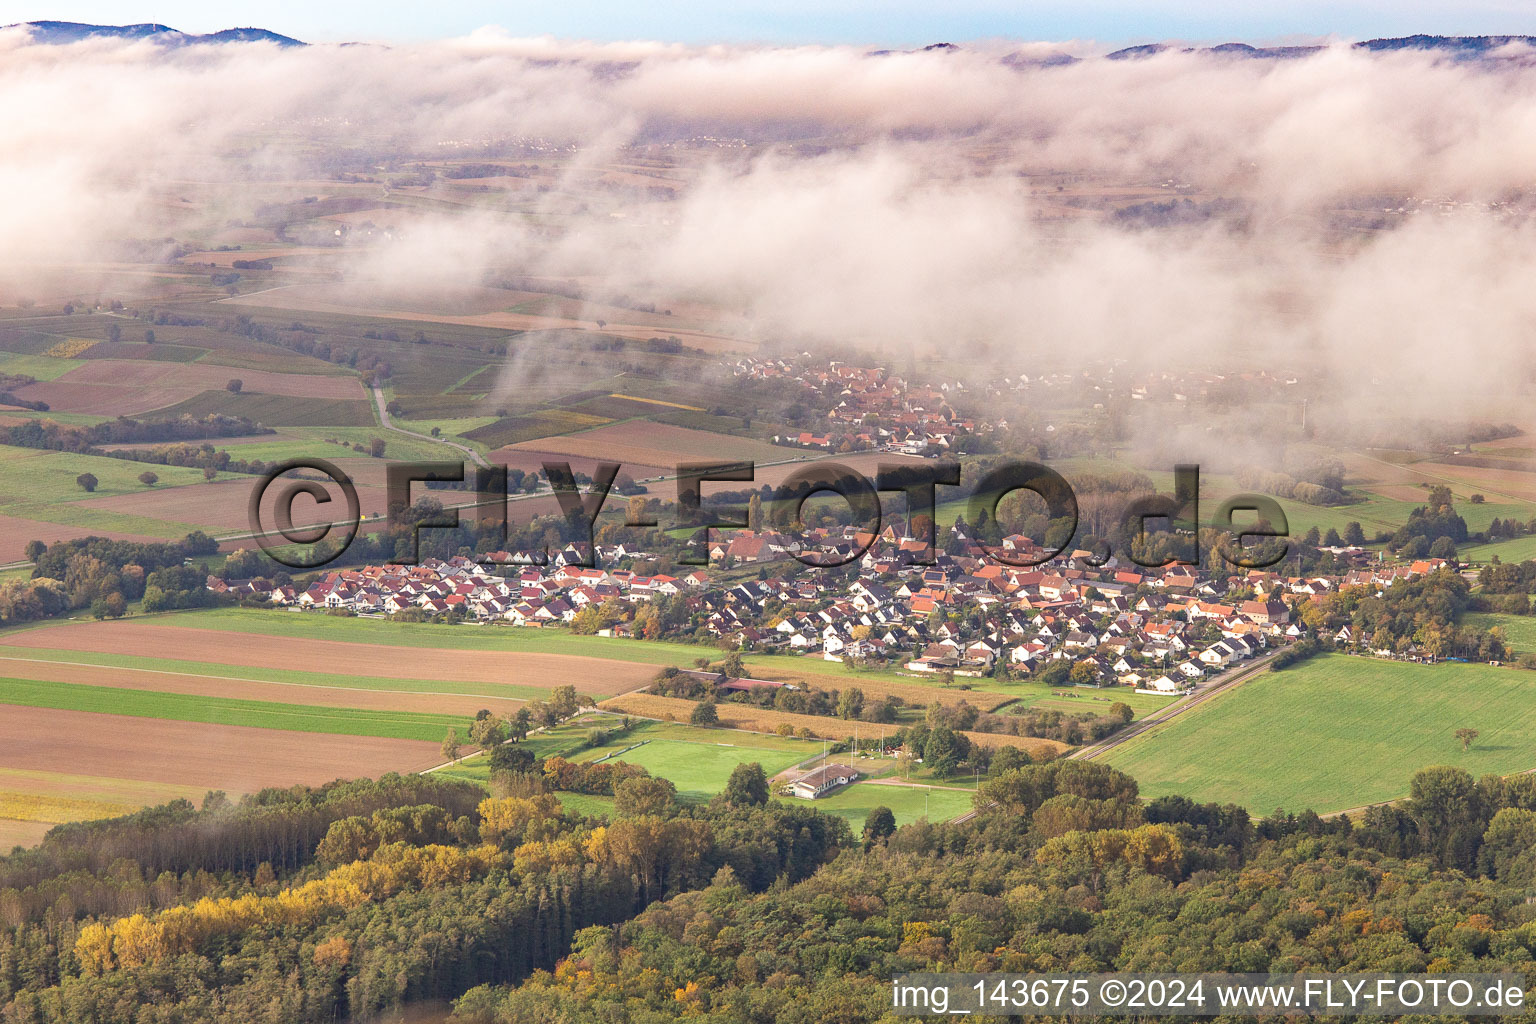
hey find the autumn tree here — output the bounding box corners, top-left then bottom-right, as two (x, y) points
(721, 762), (769, 807)
(862, 806), (896, 847)
(836, 687), (865, 720)
(690, 699), (719, 727)
(470, 713), (507, 750)
(613, 776), (678, 818)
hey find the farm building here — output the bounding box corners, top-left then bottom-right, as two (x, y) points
(790, 763), (860, 800)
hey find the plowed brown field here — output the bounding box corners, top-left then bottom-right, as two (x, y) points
(0, 706), (443, 789)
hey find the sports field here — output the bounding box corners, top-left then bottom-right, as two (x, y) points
(1103, 654), (1536, 815)
(598, 733), (808, 802)
(806, 781), (975, 828)
(437, 716), (813, 802)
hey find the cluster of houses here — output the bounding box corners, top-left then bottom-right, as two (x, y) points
(207, 496), (1458, 698)
(738, 355), (1306, 458)
(208, 546), (709, 625)
(737, 358), (979, 455)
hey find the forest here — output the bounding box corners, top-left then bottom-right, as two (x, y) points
(2, 755), (1536, 1022)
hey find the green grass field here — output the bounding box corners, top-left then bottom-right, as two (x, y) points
(1104, 653), (1536, 815)
(1005, 688), (1176, 719)
(552, 792), (616, 817)
(0, 676), (470, 742)
(194, 428), (447, 465)
(0, 444), (210, 502)
(805, 781), (975, 828)
(435, 716), (812, 804)
(1458, 535), (1536, 564)
(600, 729), (808, 803)
(0, 353), (84, 380)
(1464, 613), (1536, 652)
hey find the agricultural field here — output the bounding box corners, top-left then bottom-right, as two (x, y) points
(0, 649), (534, 715)
(10, 358), (364, 416)
(0, 618), (657, 696)
(1458, 535), (1536, 564)
(0, 676), (473, 742)
(504, 421), (790, 472)
(159, 608), (1011, 705)
(1103, 654), (1536, 814)
(0, 705), (443, 846)
(1464, 613), (1536, 652)
(0, 445), (228, 556)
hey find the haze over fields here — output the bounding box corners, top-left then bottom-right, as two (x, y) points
(5, 28), (1536, 419)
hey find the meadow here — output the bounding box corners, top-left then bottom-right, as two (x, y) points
(1004, 687), (1175, 719)
(1458, 536), (1536, 564)
(1464, 613), (1536, 652)
(1103, 653), (1536, 814)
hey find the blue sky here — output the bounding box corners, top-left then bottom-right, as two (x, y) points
(11, 1), (1536, 46)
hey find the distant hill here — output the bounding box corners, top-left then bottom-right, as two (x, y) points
(6, 20), (304, 46)
(1103, 35), (1536, 61)
(1354, 34), (1536, 54)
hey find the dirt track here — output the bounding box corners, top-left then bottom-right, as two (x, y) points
(0, 621), (655, 695)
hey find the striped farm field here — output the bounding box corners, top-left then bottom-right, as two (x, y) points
(0, 650), (532, 716)
(0, 677), (473, 742)
(156, 608), (1014, 704)
(0, 619), (657, 696)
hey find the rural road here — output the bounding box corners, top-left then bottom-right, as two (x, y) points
(372, 385), (491, 468)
